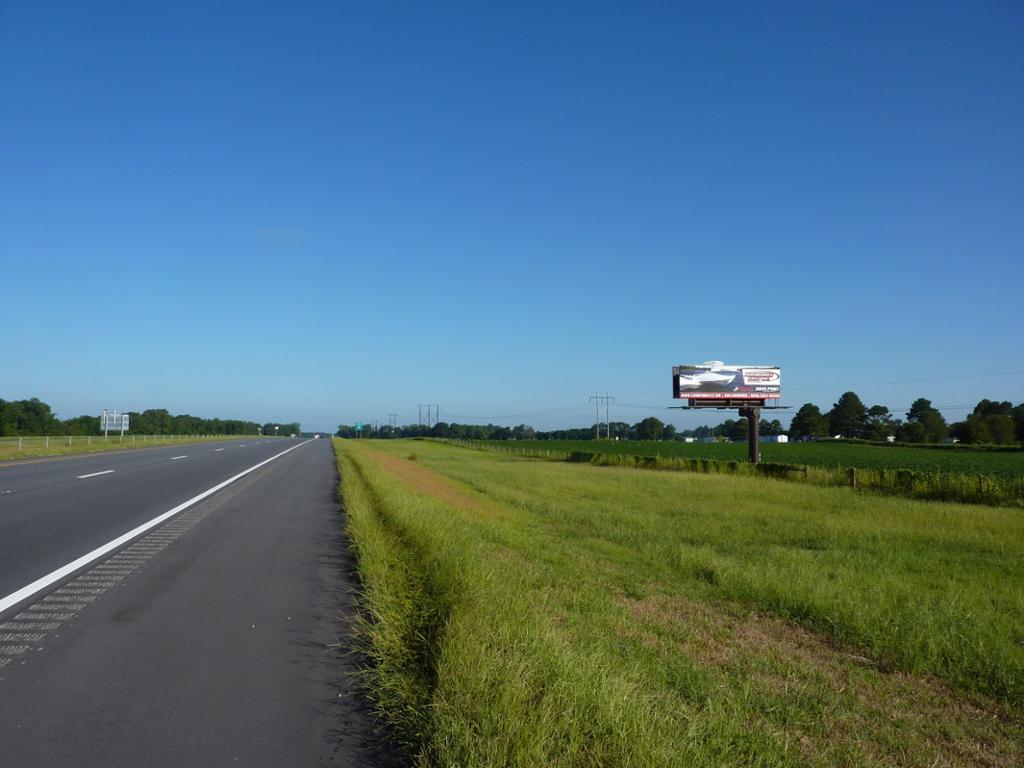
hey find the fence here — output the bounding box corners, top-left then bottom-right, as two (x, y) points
(433, 438), (1024, 508)
(0, 434), (260, 457)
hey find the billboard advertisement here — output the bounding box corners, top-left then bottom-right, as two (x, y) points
(672, 361), (781, 400)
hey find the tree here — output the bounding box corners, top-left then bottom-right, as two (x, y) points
(715, 418), (748, 441)
(262, 421), (301, 437)
(607, 421), (631, 440)
(828, 392), (868, 438)
(987, 415), (1017, 444)
(0, 398), (58, 435)
(512, 424), (536, 440)
(973, 399), (1013, 417)
(903, 398), (947, 443)
(635, 417), (665, 441)
(864, 405), (897, 441)
(967, 400), (1017, 445)
(60, 415), (101, 436)
(952, 408), (1018, 445)
(789, 403), (829, 440)
(896, 421), (928, 443)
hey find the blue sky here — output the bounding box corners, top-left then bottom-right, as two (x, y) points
(3, 1), (1022, 432)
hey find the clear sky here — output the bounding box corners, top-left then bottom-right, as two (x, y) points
(3, 1), (1022, 432)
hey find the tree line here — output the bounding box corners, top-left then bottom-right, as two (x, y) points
(338, 393), (1024, 446)
(336, 417), (785, 442)
(789, 393), (1024, 445)
(0, 398), (299, 437)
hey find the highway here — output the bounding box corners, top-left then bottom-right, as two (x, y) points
(0, 437), (403, 766)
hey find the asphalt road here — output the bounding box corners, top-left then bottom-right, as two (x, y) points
(0, 437), (404, 766)
(0, 437), (302, 598)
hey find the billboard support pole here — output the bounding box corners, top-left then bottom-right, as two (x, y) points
(741, 407), (761, 465)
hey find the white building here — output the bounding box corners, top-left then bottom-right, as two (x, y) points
(759, 435), (788, 443)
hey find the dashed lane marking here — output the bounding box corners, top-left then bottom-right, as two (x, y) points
(0, 439), (311, 676)
(0, 440), (309, 615)
(77, 470), (114, 479)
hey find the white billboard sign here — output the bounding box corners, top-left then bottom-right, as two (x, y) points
(101, 409), (130, 433)
(672, 361), (781, 400)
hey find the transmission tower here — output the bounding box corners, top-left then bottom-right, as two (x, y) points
(418, 404), (440, 428)
(589, 393), (615, 439)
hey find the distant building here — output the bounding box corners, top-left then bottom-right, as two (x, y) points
(697, 437), (719, 443)
(759, 435), (788, 443)
(679, 437), (696, 443)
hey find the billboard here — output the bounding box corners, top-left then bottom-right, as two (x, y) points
(672, 361), (781, 400)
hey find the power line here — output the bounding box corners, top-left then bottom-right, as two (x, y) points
(445, 403), (590, 421)
(786, 370), (1024, 391)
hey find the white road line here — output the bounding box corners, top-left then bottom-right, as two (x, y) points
(171, 455), (187, 460)
(77, 470), (115, 479)
(0, 439), (312, 616)
(214, 448), (224, 452)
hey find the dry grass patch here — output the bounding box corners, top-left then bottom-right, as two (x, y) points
(619, 591), (1024, 766)
(358, 444), (511, 521)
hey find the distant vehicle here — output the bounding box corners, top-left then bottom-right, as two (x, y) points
(313, 434), (321, 439)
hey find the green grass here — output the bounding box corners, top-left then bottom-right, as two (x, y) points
(457, 438), (1024, 507)
(336, 438), (1024, 767)
(474, 438), (1024, 480)
(0, 433), (263, 461)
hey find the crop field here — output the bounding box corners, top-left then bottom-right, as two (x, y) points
(475, 439), (1024, 480)
(336, 438), (1024, 767)
(0, 433), (254, 462)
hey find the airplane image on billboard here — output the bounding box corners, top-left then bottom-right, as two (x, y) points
(672, 361), (781, 400)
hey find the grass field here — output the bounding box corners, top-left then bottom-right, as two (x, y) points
(475, 439), (1024, 480)
(336, 438), (1024, 767)
(0, 434), (260, 462)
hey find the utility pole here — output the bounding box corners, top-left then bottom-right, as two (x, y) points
(589, 393), (614, 440)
